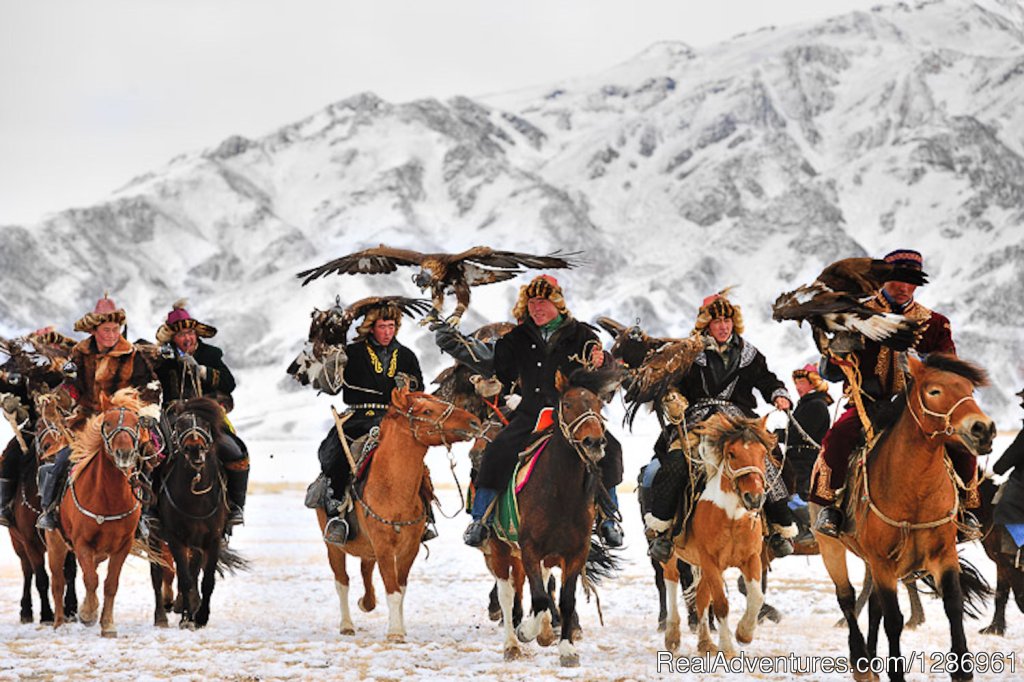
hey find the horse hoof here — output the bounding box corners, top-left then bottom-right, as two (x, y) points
(179, 620), (196, 631)
(979, 624), (1005, 636)
(559, 653), (580, 668)
(20, 614), (33, 624)
(735, 630), (753, 645)
(80, 616), (97, 627)
(155, 620), (169, 629)
(101, 629), (117, 638)
(340, 627), (355, 636)
(537, 632), (557, 648)
(40, 616), (54, 625)
(358, 597), (375, 613)
(758, 605), (781, 624)
(386, 633), (405, 643)
(489, 607), (502, 622)
(697, 641), (717, 655)
(503, 647), (521, 661)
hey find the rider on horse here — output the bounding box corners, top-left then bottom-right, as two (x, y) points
(640, 291), (795, 562)
(462, 274), (625, 548)
(785, 363), (833, 500)
(146, 299), (250, 530)
(36, 295), (162, 530)
(810, 249), (978, 537)
(0, 327), (76, 526)
(318, 299), (426, 546)
(991, 388), (1024, 541)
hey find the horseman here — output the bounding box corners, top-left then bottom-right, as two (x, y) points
(462, 274), (625, 548)
(147, 299), (249, 529)
(318, 299), (425, 546)
(991, 388), (1024, 541)
(0, 327), (75, 526)
(810, 248), (973, 537)
(640, 292), (795, 562)
(36, 295), (162, 531)
(785, 363), (833, 499)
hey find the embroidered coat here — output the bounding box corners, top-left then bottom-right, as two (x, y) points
(341, 338), (422, 440)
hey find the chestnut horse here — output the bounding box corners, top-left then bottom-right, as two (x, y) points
(484, 367), (623, 667)
(812, 353), (995, 682)
(659, 412), (774, 655)
(45, 389), (147, 636)
(315, 387), (480, 640)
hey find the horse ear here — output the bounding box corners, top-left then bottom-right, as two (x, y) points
(760, 413), (771, 432)
(391, 386), (409, 409)
(554, 370), (569, 394)
(906, 353), (924, 380)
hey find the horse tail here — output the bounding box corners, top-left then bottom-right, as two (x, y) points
(216, 546), (251, 576)
(919, 555), (992, 619)
(584, 537), (622, 584)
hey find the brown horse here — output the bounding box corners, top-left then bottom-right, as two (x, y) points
(976, 476), (1024, 636)
(45, 388), (147, 636)
(484, 367), (623, 667)
(659, 412), (774, 655)
(315, 387), (479, 640)
(812, 353), (995, 682)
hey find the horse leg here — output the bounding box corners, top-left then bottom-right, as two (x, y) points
(45, 532), (68, 628)
(557, 572), (581, 668)
(63, 551), (78, 620)
(702, 562), (736, 657)
(818, 535), (872, 679)
(694, 564), (717, 655)
(904, 578), (925, 630)
(17, 550), (33, 623)
(542, 566), (559, 632)
(488, 582), (501, 622)
(980, 563), (1010, 635)
(327, 547), (354, 635)
(491, 551), (521, 661)
(150, 563), (169, 627)
(515, 553), (554, 647)
(358, 558), (376, 613)
(866, 586), (882, 661)
(938, 568), (973, 682)
(662, 559), (682, 651)
(167, 540), (196, 627)
(195, 541), (219, 627)
(736, 554), (763, 645)
(374, 548), (406, 642)
(876, 578), (906, 682)
(851, 567), (873, 626)
(77, 549), (100, 627)
(653, 557), (668, 632)
(99, 538), (134, 638)
(755, 560), (780, 624)
(34, 558), (54, 624)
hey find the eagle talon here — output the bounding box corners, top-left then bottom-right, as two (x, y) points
(444, 313), (462, 327)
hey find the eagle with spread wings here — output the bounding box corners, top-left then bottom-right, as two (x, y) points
(296, 245), (578, 326)
(286, 295), (432, 394)
(772, 257), (928, 352)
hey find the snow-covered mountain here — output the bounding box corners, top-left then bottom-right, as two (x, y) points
(1, 0), (1023, 432)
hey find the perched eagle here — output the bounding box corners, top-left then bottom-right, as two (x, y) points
(595, 316), (677, 370)
(772, 257), (928, 352)
(286, 295), (432, 394)
(622, 334), (704, 428)
(296, 245), (578, 325)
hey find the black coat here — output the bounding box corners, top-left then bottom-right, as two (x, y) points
(492, 317), (602, 418)
(156, 341), (236, 405)
(341, 338), (422, 439)
(788, 390), (831, 450)
(675, 335), (788, 420)
(993, 424), (1024, 525)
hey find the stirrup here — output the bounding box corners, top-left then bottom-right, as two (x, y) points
(226, 506), (244, 527)
(647, 534), (673, 563)
(599, 519), (623, 548)
(421, 523), (438, 543)
(324, 517), (349, 546)
(36, 510), (58, 531)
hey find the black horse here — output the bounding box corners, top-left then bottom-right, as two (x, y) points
(151, 397), (247, 628)
(978, 476), (1024, 636)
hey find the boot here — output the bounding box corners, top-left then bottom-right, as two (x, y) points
(36, 447), (71, 531)
(644, 513), (674, 563)
(138, 470), (161, 540)
(421, 503), (438, 543)
(323, 514), (350, 546)
(0, 478), (15, 527)
(764, 499), (796, 557)
(464, 487), (497, 547)
(225, 467), (248, 528)
(598, 486), (623, 547)
(813, 506), (844, 538)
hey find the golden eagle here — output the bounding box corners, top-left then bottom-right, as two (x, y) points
(297, 245), (578, 325)
(772, 257), (928, 351)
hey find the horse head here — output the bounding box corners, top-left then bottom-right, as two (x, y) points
(554, 367), (624, 465)
(33, 391), (73, 459)
(695, 413), (775, 512)
(906, 353), (995, 456)
(390, 387), (482, 447)
(167, 397), (223, 472)
(93, 388), (146, 473)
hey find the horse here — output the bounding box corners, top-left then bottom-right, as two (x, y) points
(812, 353), (995, 681)
(315, 386), (480, 640)
(657, 412), (774, 656)
(483, 367), (623, 667)
(977, 476), (1024, 636)
(45, 388), (148, 636)
(152, 396), (247, 628)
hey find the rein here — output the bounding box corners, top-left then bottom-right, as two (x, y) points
(173, 412), (216, 494)
(906, 389), (977, 440)
(68, 460), (140, 525)
(557, 404), (605, 467)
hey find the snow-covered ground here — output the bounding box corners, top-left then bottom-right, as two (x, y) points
(3, 430), (1024, 681)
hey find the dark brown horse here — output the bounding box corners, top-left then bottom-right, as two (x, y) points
(483, 367), (623, 667)
(315, 387), (480, 640)
(153, 397), (246, 628)
(813, 354), (995, 681)
(977, 476), (1024, 636)
(45, 388), (147, 636)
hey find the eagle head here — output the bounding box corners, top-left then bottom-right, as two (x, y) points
(413, 269), (432, 289)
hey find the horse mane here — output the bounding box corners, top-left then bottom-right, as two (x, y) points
(70, 389), (145, 462)
(169, 397), (225, 439)
(108, 387), (144, 411)
(924, 353), (989, 387)
(693, 413), (776, 476)
(567, 366), (623, 401)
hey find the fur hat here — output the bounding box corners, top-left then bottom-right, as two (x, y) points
(74, 294), (126, 333)
(793, 363), (833, 404)
(354, 300), (404, 341)
(693, 289), (744, 335)
(883, 249), (924, 270)
(155, 299), (218, 344)
(28, 326), (77, 351)
(512, 274), (569, 322)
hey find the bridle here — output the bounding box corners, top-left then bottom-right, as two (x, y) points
(397, 397), (458, 447)
(100, 407), (142, 470)
(557, 398), (606, 466)
(171, 411), (216, 495)
(906, 385), (978, 440)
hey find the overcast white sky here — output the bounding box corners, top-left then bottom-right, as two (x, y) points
(0, 0), (891, 225)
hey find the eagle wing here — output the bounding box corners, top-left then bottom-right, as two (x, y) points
(296, 245), (427, 285)
(457, 248), (580, 271)
(460, 263), (521, 287)
(623, 335), (703, 426)
(817, 258), (928, 296)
